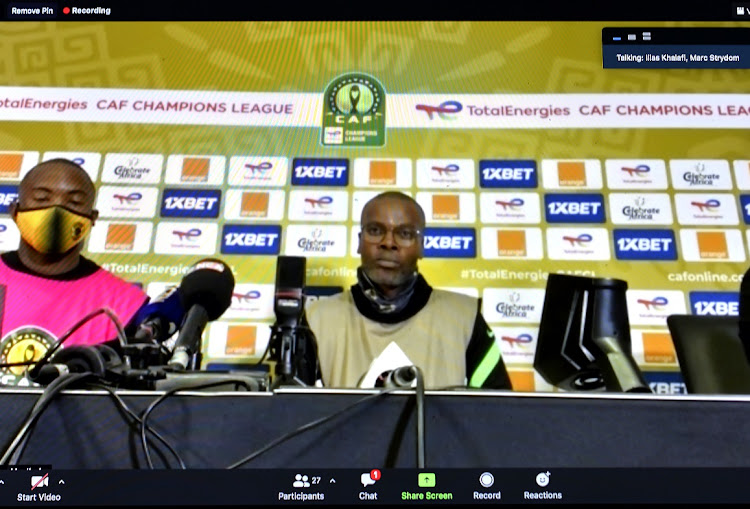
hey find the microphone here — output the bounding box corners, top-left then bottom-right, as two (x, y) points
(167, 259), (235, 371)
(28, 344), (124, 385)
(273, 256), (306, 330)
(132, 286), (185, 343)
(29, 364), (71, 386)
(375, 366), (418, 388)
(269, 256), (307, 387)
(739, 270), (750, 365)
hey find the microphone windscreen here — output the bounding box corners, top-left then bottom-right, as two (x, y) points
(275, 256), (306, 292)
(133, 286), (184, 327)
(180, 259), (236, 320)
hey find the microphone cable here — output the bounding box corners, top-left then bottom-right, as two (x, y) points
(0, 309), (129, 465)
(90, 383), (186, 469)
(226, 387), (398, 469)
(139, 379), (257, 469)
(0, 371), (94, 465)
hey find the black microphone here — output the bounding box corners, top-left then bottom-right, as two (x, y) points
(29, 364), (71, 386)
(167, 259), (235, 371)
(132, 286), (185, 343)
(273, 256), (306, 330)
(270, 256), (307, 387)
(28, 344), (124, 385)
(739, 269), (750, 365)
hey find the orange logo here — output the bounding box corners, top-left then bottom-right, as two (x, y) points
(105, 224), (136, 251)
(225, 325), (257, 355)
(508, 371), (535, 392)
(240, 192), (270, 218)
(0, 153), (24, 179)
(642, 332), (676, 364)
(557, 161), (586, 187)
(496, 230), (527, 257)
(432, 194), (459, 220)
(368, 160), (397, 185)
(181, 157), (210, 182)
(696, 231), (728, 259)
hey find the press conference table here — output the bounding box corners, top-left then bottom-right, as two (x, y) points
(0, 387), (749, 469)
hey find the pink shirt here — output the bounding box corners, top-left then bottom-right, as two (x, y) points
(0, 257), (147, 346)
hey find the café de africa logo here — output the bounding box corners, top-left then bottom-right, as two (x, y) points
(0, 327), (55, 385)
(321, 73), (386, 147)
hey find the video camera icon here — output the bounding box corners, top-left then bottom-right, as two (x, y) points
(31, 474), (49, 490)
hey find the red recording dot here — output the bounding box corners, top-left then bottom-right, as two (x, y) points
(63, 7), (70, 14)
(370, 469), (381, 481)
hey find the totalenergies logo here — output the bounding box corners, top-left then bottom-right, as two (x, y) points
(637, 296), (668, 310)
(173, 228), (202, 242)
(431, 164), (460, 176)
(690, 199), (721, 212)
(245, 161), (272, 174)
(113, 192), (142, 205)
(495, 198), (525, 211)
(621, 164), (650, 177)
(501, 333), (533, 348)
(562, 233), (593, 247)
(415, 100), (462, 120)
(232, 290), (262, 303)
(304, 196), (333, 209)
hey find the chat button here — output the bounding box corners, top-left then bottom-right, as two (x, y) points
(361, 469), (381, 487)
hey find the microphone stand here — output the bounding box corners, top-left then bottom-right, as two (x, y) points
(269, 324), (307, 389)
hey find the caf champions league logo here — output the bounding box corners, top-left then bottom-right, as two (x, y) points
(321, 73), (386, 147)
(0, 327), (55, 385)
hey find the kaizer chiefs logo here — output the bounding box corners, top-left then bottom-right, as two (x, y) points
(72, 221), (85, 241)
(321, 73), (386, 147)
(0, 327), (55, 384)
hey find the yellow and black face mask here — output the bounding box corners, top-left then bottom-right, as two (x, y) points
(14, 206), (93, 254)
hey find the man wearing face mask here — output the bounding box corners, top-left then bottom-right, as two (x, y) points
(303, 191), (512, 390)
(0, 158), (148, 356)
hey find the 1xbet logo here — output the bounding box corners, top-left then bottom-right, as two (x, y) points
(613, 229), (677, 260)
(422, 227), (476, 258)
(0, 185), (19, 214)
(479, 160), (537, 188)
(221, 224), (281, 255)
(544, 194), (605, 223)
(161, 189), (221, 218)
(292, 158), (349, 186)
(689, 292), (739, 316)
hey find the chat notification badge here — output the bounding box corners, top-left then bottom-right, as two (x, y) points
(361, 469), (381, 488)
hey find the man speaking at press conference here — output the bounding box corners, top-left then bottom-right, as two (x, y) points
(304, 191), (513, 390)
(0, 158), (148, 383)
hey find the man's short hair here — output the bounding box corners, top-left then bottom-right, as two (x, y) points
(22, 158), (95, 193)
(361, 191), (426, 228)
